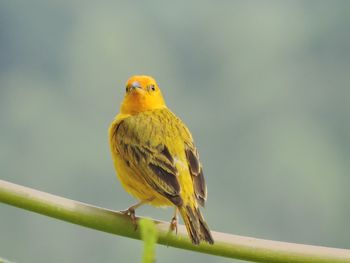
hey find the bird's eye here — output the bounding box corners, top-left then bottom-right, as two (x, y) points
(125, 86), (129, 93)
(149, 84), (156, 91)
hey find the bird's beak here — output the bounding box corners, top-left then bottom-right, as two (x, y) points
(131, 81), (143, 91)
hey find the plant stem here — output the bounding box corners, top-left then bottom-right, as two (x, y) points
(139, 218), (158, 263)
(0, 179), (349, 263)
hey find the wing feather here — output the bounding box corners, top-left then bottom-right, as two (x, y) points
(185, 143), (207, 207)
(112, 108), (208, 208)
(114, 117), (183, 206)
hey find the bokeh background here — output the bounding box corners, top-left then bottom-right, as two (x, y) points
(1, 1), (350, 262)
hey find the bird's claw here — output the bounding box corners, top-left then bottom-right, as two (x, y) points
(169, 216), (178, 234)
(120, 207), (137, 230)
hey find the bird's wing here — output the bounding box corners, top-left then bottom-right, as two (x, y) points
(184, 141), (207, 207)
(112, 117), (183, 206)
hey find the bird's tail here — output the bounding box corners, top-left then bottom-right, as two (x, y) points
(179, 204), (214, 245)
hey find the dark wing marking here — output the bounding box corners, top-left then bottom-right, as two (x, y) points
(148, 162), (182, 205)
(194, 168), (206, 206)
(148, 163), (180, 192)
(186, 146), (200, 175)
(160, 145), (174, 163)
(185, 144), (207, 207)
(113, 119), (182, 206)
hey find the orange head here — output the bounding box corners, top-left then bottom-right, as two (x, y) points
(120, 75), (166, 115)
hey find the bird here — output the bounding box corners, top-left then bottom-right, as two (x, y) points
(108, 75), (214, 245)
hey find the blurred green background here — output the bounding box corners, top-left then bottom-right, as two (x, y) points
(1, 1), (349, 262)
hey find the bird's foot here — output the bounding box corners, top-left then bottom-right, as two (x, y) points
(120, 207), (137, 230)
(169, 216), (178, 234)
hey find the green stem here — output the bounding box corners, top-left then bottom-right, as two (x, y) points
(0, 179), (349, 262)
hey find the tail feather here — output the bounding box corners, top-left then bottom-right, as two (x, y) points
(179, 205), (214, 245)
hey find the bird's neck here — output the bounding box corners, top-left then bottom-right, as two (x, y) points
(120, 95), (166, 115)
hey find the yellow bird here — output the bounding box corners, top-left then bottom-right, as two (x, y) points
(109, 75), (214, 245)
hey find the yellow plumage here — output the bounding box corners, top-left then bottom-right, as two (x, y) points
(109, 75), (213, 244)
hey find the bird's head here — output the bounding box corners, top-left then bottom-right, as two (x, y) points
(120, 75), (166, 115)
